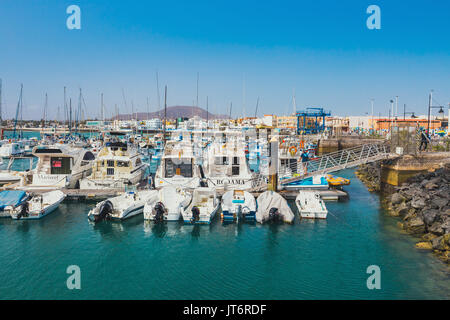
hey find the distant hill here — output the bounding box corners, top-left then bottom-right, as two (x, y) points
(112, 106), (229, 120)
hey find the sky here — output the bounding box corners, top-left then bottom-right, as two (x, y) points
(0, 0), (449, 120)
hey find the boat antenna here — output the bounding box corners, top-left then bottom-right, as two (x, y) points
(206, 96), (209, 132)
(229, 102), (232, 120)
(121, 88), (128, 121)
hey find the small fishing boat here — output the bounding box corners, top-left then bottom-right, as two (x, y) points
(221, 189), (256, 222)
(0, 190), (29, 218)
(143, 186), (192, 221)
(181, 187), (219, 224)
(7, 190), (66, 220)
(255, 190), (294, 224)
(88, 190), (157, 222)
(295, 191), (328, 219)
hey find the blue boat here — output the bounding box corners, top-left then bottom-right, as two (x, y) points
(281, 175), (329, 190)
(0, 190), (28, 218)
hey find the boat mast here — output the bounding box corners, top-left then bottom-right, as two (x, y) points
(163, 85), (167, 146)
(0, 79), (2, 138)
(13, 84), (23, 139)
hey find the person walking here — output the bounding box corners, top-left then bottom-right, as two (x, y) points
(419, 129), (429, 151)
(301, 150), (309, 174)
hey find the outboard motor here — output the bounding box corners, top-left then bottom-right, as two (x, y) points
(154, 202), (165, 223)
(95, 200), (113, 223)
(16, 202), (29, 219)
(268, 207), (282, 223)
(191, 206), (200, 224)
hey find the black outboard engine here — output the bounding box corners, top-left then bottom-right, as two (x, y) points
(191, 206), (200, 224)
(95, 200), (113, 223)
(268, 207), (282, 223)
(17, 202), (29, 219)
(154, 202), (165, 223)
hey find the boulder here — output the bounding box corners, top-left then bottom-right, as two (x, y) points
(405, 217), (426, 234)
(430, 197), (448, 209)
(415, 241), (433, 250)
(411, 198), (426, 209)
(429, 221), (445, 236)
(422, 209), (439, 226)
(425, 182), (438, 190)
(395, 202), (409, 217)
(391, 193), (405, 205)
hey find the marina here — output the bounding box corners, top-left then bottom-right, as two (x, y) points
(0, 0), (449, 303)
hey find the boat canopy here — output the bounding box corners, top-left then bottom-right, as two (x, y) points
(0, 190), (27, 210)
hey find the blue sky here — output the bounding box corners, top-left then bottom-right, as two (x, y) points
(0, 0), (449, 120)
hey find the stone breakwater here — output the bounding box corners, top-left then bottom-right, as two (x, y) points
(355, 162), (381, 192)
(382, 164), (450, 263)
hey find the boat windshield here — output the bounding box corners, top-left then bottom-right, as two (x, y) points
(164, 159), (193, 178)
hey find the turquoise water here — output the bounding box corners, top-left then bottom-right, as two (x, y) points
(0, 169), (449, 300)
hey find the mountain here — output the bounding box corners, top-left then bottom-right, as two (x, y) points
(111, 106), (229, 120)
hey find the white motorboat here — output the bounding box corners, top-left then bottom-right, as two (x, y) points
(0, 142), (24, 158)
(143, 186), (192, 221)
(7, 190), (66, 220)
(203, 139), (255, 192)
(19, 145), (95, 189)
(295, 191), (328, 219)
(80, 142), (147, 190)
(181, 187), (219, 224)
(88, 189), (157, 222)
(255, 190), (294, 224)
(154, 141), (202, 189)
(221, 189), (256, 222)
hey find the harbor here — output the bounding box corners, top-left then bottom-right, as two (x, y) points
(0, 0), (449, 303)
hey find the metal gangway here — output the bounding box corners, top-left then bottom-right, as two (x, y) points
(279, 142), (391, 186)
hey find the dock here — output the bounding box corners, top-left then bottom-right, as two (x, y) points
(22, 187), (348, 202)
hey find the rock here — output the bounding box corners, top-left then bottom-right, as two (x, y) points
(411, 198), (426, 209)
(391, 193), (405, 205)
(431, 234), (450, 251)
(429, 221), (445, 236)
(430, 197), (448, 209)
(422, 209), (439, 226)
(415, 241), (433, 250)
(395, 202), (409, 217)
(422, 233), (438, 241)
(425, 182), (438, 190)
(405, 217), (426, 234)
(403, 210), (416, 221)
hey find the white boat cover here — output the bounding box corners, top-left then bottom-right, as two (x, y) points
(256, 191), (294, 223)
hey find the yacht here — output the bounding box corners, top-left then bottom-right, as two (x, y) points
(79, 142), (148, 189)
(19, 145), (95, 189)
(0, 142), (24, 158)
(202, 140), (255, 192)
(154, 141), (202, 189)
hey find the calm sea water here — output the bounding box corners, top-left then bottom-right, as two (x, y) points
(0, 171), (449, 299)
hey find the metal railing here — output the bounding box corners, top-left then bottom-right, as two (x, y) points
(279, 142), (390, 185)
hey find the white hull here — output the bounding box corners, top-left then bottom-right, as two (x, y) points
(10, 191), (66, 220)
(295, 191), (328, 219)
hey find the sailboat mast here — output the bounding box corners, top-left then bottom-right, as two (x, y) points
(13, 84), (23, 139)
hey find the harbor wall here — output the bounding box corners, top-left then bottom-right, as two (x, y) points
(317, 137), (383, 155)
(356, 152), (450, 263)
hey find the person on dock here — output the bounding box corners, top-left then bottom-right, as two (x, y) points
(419, 129), (429, 151)
(301, 150), (309, 174)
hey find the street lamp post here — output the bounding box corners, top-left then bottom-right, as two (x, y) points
(427, 91), (445, 134)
